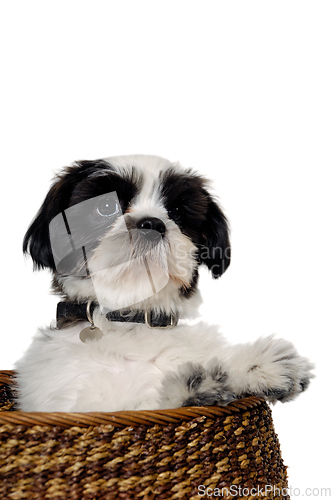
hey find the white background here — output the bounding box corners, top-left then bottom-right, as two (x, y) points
(1, 1), (331, 495)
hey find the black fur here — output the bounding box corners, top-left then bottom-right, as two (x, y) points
(161, 168), (231, 278)
(23, 160), (141, 271)
(180, 267), (199, 298)
(187, 367), (204, 391)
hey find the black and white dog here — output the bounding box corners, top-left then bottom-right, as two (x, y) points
(15, 155), (314, 411)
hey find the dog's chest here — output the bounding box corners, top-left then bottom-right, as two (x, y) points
(60, 324), (189, 411)
(17, 321), (221, 411)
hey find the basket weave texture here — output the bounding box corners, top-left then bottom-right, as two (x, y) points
(0, 371), (289, 499)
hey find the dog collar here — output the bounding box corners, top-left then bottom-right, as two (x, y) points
(56, 301), (179, 329)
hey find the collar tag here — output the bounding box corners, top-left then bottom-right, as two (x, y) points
(79, 300), (103, 343)
(79, 325), (103, 343)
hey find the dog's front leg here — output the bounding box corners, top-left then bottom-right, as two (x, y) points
(158, 335), (314, 409)
(223, 335), (315, 403)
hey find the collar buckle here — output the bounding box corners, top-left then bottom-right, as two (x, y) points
(144, 310), (179, 329)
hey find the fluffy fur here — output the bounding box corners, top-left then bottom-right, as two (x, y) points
(16, 155), (314, 411)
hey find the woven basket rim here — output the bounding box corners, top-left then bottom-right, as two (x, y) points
(0, 369), (264, 428)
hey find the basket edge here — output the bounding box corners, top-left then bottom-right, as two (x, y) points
(0, 370), (265, 428)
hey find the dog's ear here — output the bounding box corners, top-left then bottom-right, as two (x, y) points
(23, 173), (75, 271)
(23, 160), (110, 271)
(198, 191), (231, 278)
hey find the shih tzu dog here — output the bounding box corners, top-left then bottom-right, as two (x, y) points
(15, 155), (314, 412)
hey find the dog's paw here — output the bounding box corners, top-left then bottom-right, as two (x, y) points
(241, 335), (315, 403)
(159, 360), (236, 409)
(183, 361), (236, 407)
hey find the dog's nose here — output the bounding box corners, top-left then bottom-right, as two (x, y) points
(136, 217), (166, 241)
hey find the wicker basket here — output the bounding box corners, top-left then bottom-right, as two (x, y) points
(0, 370), (289, 499)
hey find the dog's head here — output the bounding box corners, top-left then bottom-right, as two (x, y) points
(23, 155), (230, 316)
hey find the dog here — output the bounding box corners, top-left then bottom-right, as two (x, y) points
(15, 155), (314, 411)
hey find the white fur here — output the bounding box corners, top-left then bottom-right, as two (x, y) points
(15, 155), (314, 411)
(15, 314), (314, 411)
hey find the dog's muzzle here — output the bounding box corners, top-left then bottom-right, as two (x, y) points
(136, 217), (166, 242)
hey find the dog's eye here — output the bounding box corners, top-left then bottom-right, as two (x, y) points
(96, 197), (120, 217)
(168, 207), (180, 221)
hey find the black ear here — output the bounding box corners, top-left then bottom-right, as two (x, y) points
(23, 160), (110, 270)
(23, 172), (77, 271)
(23, 194), (56, 271)
(198, 192), (231, 278)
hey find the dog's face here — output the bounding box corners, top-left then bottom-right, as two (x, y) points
(24, 155), (230, 315)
